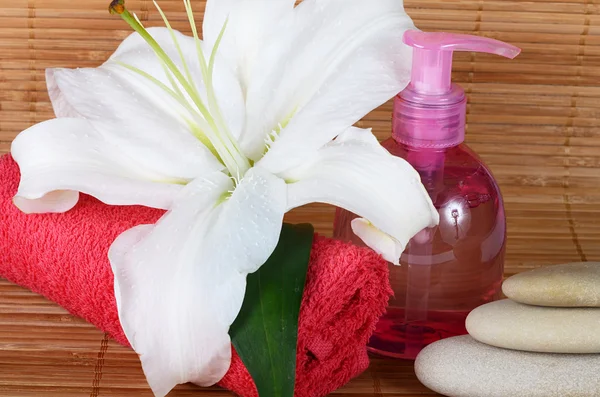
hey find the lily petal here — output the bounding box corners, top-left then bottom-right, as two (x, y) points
(47, 64), (224, 180)
(108, 166), (286, 396)
(46, 69), (82, 118)
(11, 118), (187, 213)
(247, 0), (415, 170)
(350, 218), (405, 264)
(203, 0), (295, 95)
(284, 128), (438, 264)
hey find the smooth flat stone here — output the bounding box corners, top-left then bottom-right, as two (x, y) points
(503, 262), (600, 307)
(415, 335), (600, 397)
(466, 299), (600, 353)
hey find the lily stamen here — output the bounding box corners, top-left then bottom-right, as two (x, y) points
(110, 0), (250, 178)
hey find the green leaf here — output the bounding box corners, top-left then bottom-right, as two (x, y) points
(230, 223), (314, 397)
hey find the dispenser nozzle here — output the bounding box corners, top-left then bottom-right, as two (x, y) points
(403, 30), (521, 95)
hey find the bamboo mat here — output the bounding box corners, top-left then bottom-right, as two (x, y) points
(1, 0), (600, 395)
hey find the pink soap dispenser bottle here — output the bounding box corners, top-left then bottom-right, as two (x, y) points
(334, 31), (521, 359)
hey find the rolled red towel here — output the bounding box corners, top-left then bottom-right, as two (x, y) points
(0, 154), (392, 396)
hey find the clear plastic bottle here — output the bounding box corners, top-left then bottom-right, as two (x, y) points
(333, 31), (521, 359)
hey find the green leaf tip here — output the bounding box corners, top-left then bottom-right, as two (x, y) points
(231, 223), (314, 397)
(109, 0), (125, 15)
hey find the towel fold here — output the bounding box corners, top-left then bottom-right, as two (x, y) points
(0, 154), (392, 396)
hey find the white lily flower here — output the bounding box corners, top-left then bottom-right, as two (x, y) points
(11, 0), (439, 395)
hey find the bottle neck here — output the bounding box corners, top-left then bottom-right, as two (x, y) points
(392, 83), (466, 149)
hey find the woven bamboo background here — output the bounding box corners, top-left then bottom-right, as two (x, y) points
(1, 0), (600, 395)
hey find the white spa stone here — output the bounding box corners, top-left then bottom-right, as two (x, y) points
(415, 335), (600, 397)
(465, 299), (600, 353)
(502, 262), (600, 307)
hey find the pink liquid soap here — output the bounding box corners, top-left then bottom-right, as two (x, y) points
(369, 308), (470, 359)
(334, 31), (520, 359)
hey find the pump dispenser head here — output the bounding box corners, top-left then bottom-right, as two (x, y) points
(404, 31), (521, 96)
(394, 31), (521, 148)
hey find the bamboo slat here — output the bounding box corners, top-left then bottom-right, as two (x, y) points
(1, 0), (600, 395)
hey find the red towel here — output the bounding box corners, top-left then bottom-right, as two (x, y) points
(0, 154), (391, 396)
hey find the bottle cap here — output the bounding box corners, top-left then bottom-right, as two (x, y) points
(394, 31), (521, 148)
